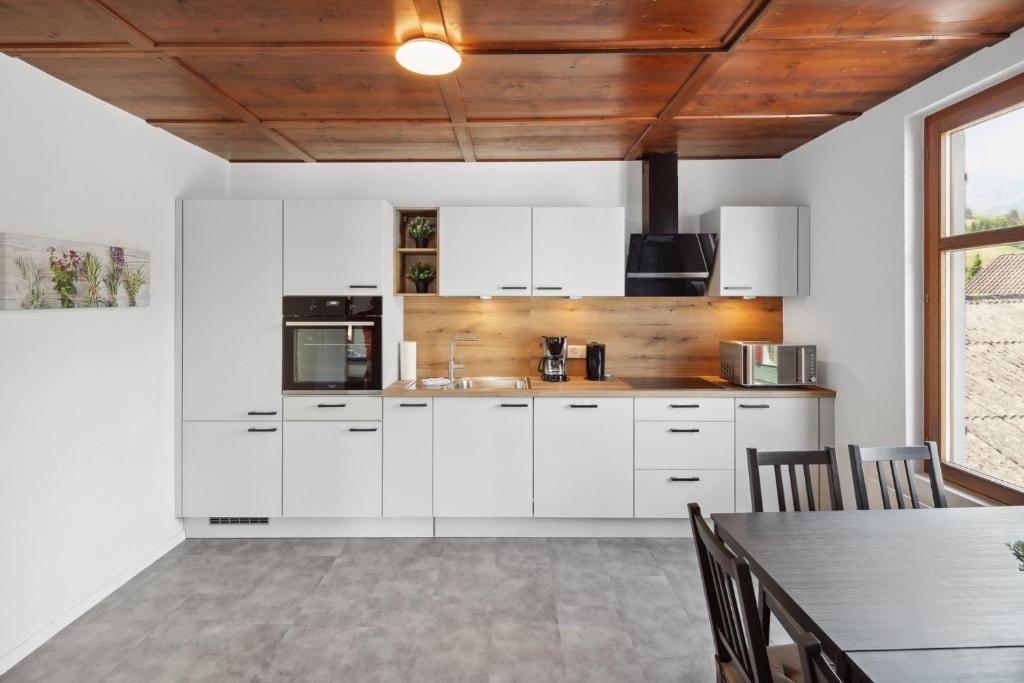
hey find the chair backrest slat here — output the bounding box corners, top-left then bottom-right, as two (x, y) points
(849, 442), (948, 510)
(689, 503), (774, 683)
(746, 448), (844, 512)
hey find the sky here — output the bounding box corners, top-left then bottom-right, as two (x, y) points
(964, 104), (1024, 217)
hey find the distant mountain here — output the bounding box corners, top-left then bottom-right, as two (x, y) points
(967, 172), (1024, 218)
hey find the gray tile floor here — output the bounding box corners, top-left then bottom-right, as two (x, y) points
(2, 538), (720, 683)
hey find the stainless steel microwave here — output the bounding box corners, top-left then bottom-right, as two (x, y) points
(720, 341), (817, 387)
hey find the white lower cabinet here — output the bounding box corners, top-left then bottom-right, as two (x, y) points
(734, 398), (820, 513)
(433, 397), (533, 517)
(383, 398), (433, 517)
(534, 397), (634, 518)
(283, 421), (382, 517)
(634, 470), (735, 518)
(182, 421), (282, 517)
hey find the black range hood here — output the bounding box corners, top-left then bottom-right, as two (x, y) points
(626, 152), (717, 296)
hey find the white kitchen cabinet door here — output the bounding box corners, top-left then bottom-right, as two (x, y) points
(383, 398), (433, 517)
(439, 207), (532, 296)
(531, 207), (625, 297)
(182, 421), (282, 517)
(183, 200), (282, 421)
(283, 200), (389, 295)
(433, 397), (533, 516)
(534, 398), (633, 517)
(283, 421), (382, 517)
(702, 206), (806, 297)
(734, 398), (820, 513)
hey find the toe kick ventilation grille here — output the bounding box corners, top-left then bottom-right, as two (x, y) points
(209, 517), (269, 525)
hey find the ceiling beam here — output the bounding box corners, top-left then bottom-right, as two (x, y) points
(623, 0), (774, 161)
(75, 0), (316, 162)
(412, 0), (476, 162)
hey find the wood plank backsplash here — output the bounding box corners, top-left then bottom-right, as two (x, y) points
(403, 297), (783, 378)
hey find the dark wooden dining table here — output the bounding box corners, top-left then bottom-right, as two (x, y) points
(711, 507), (1024, 683)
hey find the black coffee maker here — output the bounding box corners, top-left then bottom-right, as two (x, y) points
(586, 342), (607, 381)
(538, 336), (569, 382)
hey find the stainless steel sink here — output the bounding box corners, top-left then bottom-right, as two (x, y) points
(445, 376), (530, 391)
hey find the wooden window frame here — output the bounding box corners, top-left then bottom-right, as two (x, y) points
(924, 71), (1024, 506)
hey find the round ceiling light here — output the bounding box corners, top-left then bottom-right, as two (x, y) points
(396, 38), (461, 75)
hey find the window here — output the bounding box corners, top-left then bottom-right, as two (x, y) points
(925, 73), (1024, 504)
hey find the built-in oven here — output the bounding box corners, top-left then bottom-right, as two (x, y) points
(282, 296), (382, 393)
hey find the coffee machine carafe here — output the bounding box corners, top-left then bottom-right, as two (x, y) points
(538, 336), (569, 382)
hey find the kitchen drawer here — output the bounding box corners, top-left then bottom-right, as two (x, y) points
(634, 469), (734, 519)
(634, 421), (734, 469)
(634, 397), (734, 422)
(283, 395), (382, 421)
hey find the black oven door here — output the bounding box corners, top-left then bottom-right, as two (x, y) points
(283, 320), (382, 393)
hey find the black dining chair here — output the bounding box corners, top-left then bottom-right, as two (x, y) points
(848, 442), (948, 510)
(746, 447), (844, 512)
(688, 503), (803, 683)
(795, 632), (843, 683)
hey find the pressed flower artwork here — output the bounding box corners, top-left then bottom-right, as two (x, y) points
(1, 233), (150, 310)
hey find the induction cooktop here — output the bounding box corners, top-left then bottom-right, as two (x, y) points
(621, 377), (723, 391)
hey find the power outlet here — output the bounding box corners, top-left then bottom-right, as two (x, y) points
(567, 344), (586, 359)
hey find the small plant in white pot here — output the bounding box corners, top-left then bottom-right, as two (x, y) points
(407, 216), (436, 248)
(407, 261), (436, 294)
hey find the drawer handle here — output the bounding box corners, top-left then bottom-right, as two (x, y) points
(500, 403), (529, 408)
(569, 404), (598, 409)
(349, 427), (379, 432)
(669, 476), (700, 482)
(350, 284), (378, 289)
(738, 404), (770, 409)
(317, 403), (347, 408)
(247, 411), (278, 416)
(669, 428), (700, 433)
(669, 404), (699, 409)
(500, 286), (528, 290)
(399, 403), (428, 407)
(536, 286), (563, 291)
(724, 286), (753, 291)
(248, 427), (278, 433)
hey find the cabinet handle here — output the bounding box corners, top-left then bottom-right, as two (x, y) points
(350, 284), (378, 289)
(399, 403), (428, 408)
(669, 476), (701, 482)
(500, 403), (529, 408)
(500, 286), (528, 290)
(670, 428), (700, 433)
(349, 427), (379, 432)
(569, 404), (598, 409)
(536, 286), (563, 291)
(247, 411), (278, 416)
(738, 404), (770, 409)
(248, 427), (278, 433)
(724, 286), (753, 291)
(317, 403), (347, 408)
(669, 404), (699, 409)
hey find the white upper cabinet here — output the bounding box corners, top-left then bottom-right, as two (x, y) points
(182, 200), (282, 421)
(700, 206), (809, 297)
(439, 207), (532, 296)
(532, 207), (625, 297)
(283, 200), (390, 295)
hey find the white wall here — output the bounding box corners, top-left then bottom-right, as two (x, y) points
(229, 158), (785, 234)
(0, 55), (227, 673)
(781, 29), (1024, 504)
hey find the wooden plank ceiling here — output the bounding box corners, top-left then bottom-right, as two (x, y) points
(2, 0), (1023, 162)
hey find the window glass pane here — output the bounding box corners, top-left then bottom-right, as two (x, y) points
(948, 105), (1024, 235)
(947, 242), (1024, 490)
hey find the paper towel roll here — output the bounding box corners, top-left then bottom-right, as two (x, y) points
(399, 341), (417, 381)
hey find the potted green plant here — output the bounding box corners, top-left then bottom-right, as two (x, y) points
(407, 216), (436, 248)
(407, 261), (436, 294)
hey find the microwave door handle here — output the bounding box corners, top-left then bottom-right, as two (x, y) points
(796, 347), (804, 383)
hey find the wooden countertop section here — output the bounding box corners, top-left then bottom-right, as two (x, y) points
(383, 376), (836, 398)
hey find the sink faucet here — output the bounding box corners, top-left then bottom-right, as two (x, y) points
(448, 335), (478, 383)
